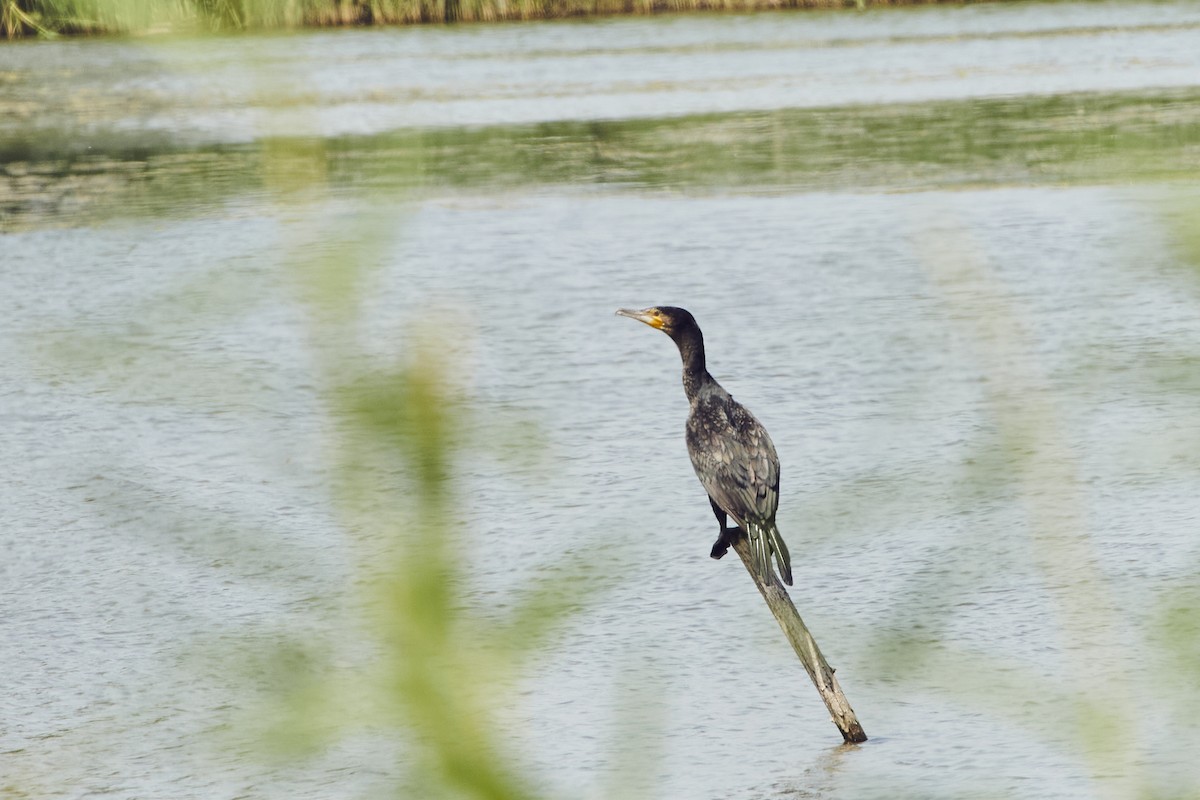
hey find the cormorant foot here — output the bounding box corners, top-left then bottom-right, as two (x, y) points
(709, 525), (743, 560)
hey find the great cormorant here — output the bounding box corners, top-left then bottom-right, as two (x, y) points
(617, 306), (794, 586)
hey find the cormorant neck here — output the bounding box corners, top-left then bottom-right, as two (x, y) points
(671, 325), (711, 401)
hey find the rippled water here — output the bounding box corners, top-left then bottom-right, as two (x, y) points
(4, 0), (1200, 141)
(4, 2), (1200, 798)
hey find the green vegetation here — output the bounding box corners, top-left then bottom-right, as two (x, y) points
(2, 0), (974, 38)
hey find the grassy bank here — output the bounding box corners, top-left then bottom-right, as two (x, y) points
(3, 0), (983, 38)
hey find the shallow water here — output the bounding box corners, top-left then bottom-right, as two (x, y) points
(4, 2), (1200, 799)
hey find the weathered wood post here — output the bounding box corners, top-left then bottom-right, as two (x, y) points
(730, 535), (867, 744)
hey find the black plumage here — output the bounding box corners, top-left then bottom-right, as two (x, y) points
(617, 306), (793, 586)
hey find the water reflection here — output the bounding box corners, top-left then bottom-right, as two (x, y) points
(4, 87), (1200, 231)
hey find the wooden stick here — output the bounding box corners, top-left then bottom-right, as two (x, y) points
(730, 534), (867, 744)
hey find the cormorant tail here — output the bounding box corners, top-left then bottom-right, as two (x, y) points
(767, 522), (793, 586)
(744, 521), (774, 586)
(746, 521), (793, 586)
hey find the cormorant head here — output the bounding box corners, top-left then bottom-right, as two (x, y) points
(615, 306), (699, 339)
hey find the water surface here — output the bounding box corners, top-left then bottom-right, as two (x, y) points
(3, 2), (1200, 798)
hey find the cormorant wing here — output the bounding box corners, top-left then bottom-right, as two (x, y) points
(686, 393), (780, 525)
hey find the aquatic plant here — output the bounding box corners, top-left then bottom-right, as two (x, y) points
(3, 0), (991, 38)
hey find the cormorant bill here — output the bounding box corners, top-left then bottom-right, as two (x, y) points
(616, 306), (794, 587)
